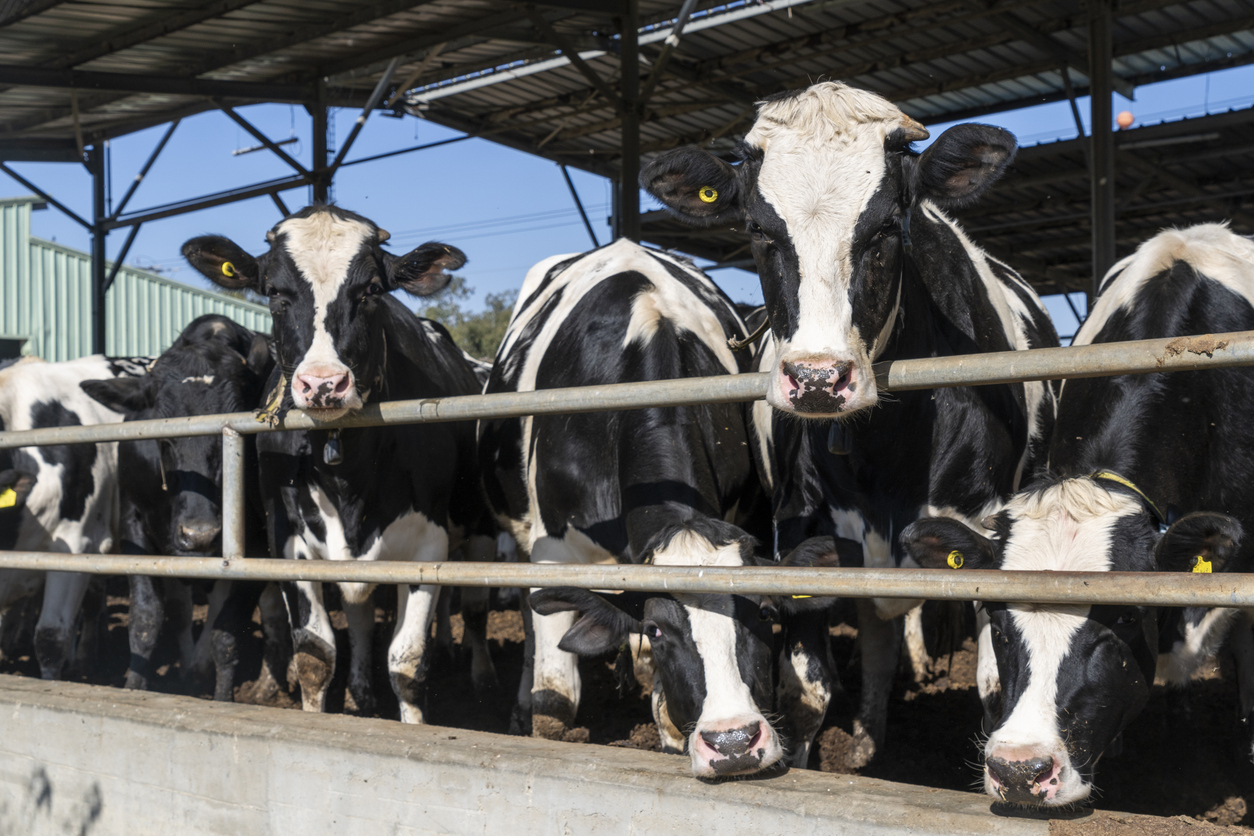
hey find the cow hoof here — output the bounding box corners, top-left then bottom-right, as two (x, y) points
(123, 670), (150, 691)
(532, 714), (571, 741)
(345, 684), (377, 717)
(847, 721), (879, 769)
(509, 705), (532, 736)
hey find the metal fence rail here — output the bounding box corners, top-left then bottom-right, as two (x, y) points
(0, 329), (1251, 601)
(0, 551), (1247, 608)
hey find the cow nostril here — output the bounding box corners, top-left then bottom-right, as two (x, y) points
(701, 722), (762, 757)
(1030, 758), (1056, 787)
(333, 375), (350, 395)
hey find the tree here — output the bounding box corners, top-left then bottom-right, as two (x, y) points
(420, 275), (517, 361)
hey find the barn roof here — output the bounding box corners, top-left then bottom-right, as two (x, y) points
(0, 0), (1251, 294)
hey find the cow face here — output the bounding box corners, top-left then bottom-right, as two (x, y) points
(532, 524), (843, 779)
(642, 82), (1015, 417)
(902, 478), (1242, 806)
(182, 206), (464, 420)
(82, 316), (272, 554)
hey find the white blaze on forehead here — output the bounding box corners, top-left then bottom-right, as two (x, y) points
(650, 531), (761, 724)
(745, 83), (908, 361)
(277, 212), (375, 374)
(180, 375), (214, 385)
(988, 478), (1140, 801)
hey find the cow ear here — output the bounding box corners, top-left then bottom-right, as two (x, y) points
(80, 377), (155, 415)
(530, 587), (644, 657)
(383, 242), (466, 297)
(0, 469), (36, 510)
(901, 517), (999, 571)
(913, 124), (1016, 208)
(763, 535), (857, 616)
(244, 333), (273, 377)
(1155, 512), (1243, 574)
(640, 147), (741, 226)
(182, 236), (261, 290)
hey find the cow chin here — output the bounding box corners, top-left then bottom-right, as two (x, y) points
(688, 714), (784, 780)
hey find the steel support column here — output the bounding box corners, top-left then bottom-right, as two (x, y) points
(88, 145), (107, 355)
(1088, 0), (1116, 301)
(310, 97), (330, 204)
(618, 0), (640, 242)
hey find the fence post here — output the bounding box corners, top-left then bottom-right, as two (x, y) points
(221, 427), (245, 560)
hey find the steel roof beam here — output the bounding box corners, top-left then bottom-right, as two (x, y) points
(0, 0), (71, 27)
(104, 174), (312, 230)
(524, 9), (622, 108)
(0, 161), (89, 227)
(0, 66), (314, 101)
(217, 104), (311, 177)
(0, 137), (80, 162)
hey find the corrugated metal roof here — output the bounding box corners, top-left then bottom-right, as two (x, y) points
(0, 196), (270, 361)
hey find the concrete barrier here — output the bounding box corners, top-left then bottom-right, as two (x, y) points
(0, 674), (1047, 836)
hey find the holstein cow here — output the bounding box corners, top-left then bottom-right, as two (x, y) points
(81, 315), (287, 701)
(903, 223), (1254, 806)
(643, 81), (1059, 765)
(479, 239), (837, 777)
(0, 354), (150, 678)
(182, 205), (494, 722)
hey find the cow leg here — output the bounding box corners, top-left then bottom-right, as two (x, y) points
(461, 535), (499, 693)
(33, 571), (91, 680)
(494, 532), (520, 610)
(511, 591), (536, 735)
(70, 580), (105, 678)
(344, 594), (377, 716)
(851, 599), (902, 768)
(389, 583), (440, 723)
(208, 581), (265, 702)
(253, 583), (291, 701)
(777, 609), (836, 769)
(283, 580), (336, 713)
(189, 581), (232, 684)
(529, 537), (585, 740)
(433, 581), (454, 661)
(1231, 612), (1254, 764)
(125, 575), (164, 690)
(902, 605), (930, 683)
(164, 580), (198, 688)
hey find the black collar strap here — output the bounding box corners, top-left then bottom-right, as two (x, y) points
(1091, 470), (1168, 533)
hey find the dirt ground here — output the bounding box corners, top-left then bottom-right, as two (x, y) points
(5, 581), (1250, 833)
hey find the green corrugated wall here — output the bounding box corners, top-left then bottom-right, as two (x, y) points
(0, 196), (270, 361)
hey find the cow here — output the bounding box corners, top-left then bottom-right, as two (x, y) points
(0, 353), (150, 679)
(479, 238), (838, 777)
(642, 81), (1059, 766)
(180, 204), (494, 722)
(903, 223), (1254, 806)
(80, 314), (287, 701)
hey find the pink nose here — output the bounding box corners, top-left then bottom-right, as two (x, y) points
(295, 370), (352, 408)
(780, 359), (858, 413)
(695, 721), (769, 776)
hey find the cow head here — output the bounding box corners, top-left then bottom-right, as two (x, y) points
(532, 522), (844, 779)
(642, 82), (1015, 417)
(182, 205), (464, 420)
(82, 316), (272, 555)
(902, 476), (1242, 806)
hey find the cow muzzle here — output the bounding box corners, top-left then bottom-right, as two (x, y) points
(175, 521), (221, 554)
(690, 716), (782, 779)
(769, 354), (875, 416)
(985, 745), (1081, 805)
(293, 365), (359, 414)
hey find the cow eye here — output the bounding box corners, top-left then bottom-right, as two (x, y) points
(643, 621), (663, 641)
(747, 221), (772, 244)
(1116, 612), (1139, 627)
(361, 281), (386, 300)
(759, 603), (778, 622)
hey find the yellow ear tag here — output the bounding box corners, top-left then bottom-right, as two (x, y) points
(698, 186), (718, 204)
(0, 487), (16, 509)
(1191, 555), (1212, 574)
(947, 550), (964, 569)
(791, 595), (813, 599)
(222, 261), (236, 278)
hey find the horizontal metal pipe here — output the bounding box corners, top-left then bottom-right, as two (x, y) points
(3, 331), (1253, 450)
(0, 552), (1248, 608)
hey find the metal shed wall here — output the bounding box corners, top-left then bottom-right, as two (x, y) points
(0, 196), (269, 361)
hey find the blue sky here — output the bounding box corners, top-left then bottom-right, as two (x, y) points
(5, 63), (1254, 341)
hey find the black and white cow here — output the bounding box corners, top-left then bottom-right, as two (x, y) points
(480, 238), (835, 777)
(0, 353), (150, 678)
(904, 223), (1254, 805)
(81, 315), (286, 701)
(181, 205), (493, 722)
(643, 81), (1059, 765)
